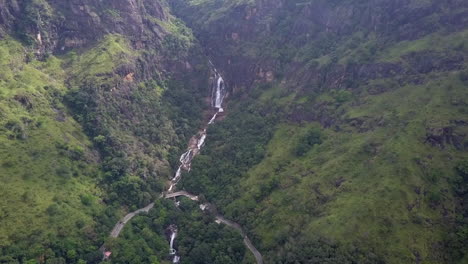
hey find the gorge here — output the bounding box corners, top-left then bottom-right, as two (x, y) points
(0, 0), (467, 264)
(105, 65), (263, 263)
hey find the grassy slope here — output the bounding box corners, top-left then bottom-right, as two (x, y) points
(0, 38), (107, 260)
(235, 73), (467, 263)
(0, 31), (190, 262)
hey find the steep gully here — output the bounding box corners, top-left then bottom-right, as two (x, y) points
(104, 64), (263, 264)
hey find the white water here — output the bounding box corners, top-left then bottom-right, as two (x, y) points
(168, 66), (225, 194)
(172, 167), (182, 182)
(208, 112), (218, 124)
(169, 230), (177, 254)
(211, 68), (226, 111)
(197, 133), (207, 149)
(165, 66), (226, 263)
(214, 75), (225, 109)
(169, 226), (179, 262)
(104, 64), (264, 264)
(179, 149), (193, 170)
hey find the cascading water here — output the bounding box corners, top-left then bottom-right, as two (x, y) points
(197, 132), (207, 149)
(208, 112), (218, 125)
(168, 225), (179, 263)
(168, 66), (225, 192)
(169, 228), (177, 254)
(212, 73), (225, 112)
(165, 65), (226, 263)
(105, 64), (263, 264)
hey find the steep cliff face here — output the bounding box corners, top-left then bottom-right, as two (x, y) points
(172, 0), (468, 93)
(0, 0), (19, 34)
(0, 0), (168, 52)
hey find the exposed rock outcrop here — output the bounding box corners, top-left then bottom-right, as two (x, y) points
(0, 0), (169, 54)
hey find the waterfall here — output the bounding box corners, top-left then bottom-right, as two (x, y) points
(105, 62), (264, 264)
(165, 63), (227, 264)
(211, 70), (226, 111)
(208, 112), (218, 125)
(180, 149), (192, 165)
(169, 226), (179, 263)
(169, 231), (176, 254)
(168, 65), (226, 193)
(197, 133), (207, 149)
(215, 75), (225, 110)
(171, 167), (182, 184)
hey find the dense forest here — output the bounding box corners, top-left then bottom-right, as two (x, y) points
(0, 0), (467, 263)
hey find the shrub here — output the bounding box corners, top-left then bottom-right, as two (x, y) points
(332, 89), (353, 104)
(56, 165), (71, 178)
(80, 194), (93, 206)
(295, 127), (323, 156)
(46, 204), (60, 216)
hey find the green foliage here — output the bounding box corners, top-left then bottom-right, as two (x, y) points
(1, 0), (467, 263)
(15, 0), (57, 45)
(445, 160), (468, 263)
(0, 38), (109, 263)
(165, 2), (468, 257)
(456, 160), (468, 179)
(181, 72), (468, 263)
(332, 89), (353, 104)
(108, 199), (246, 264)
(294, 126), (323, 156)
(180, 98), (277, 209)
(64, 33), (208, 207)
(159, 18), (195, 59)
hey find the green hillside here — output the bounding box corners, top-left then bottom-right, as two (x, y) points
(1, 0), (467, 263)
(0, 37), (107, 263)
(0, 1), (209, 262)
(171, 0), (468, 263)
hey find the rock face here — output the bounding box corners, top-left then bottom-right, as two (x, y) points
(425, 126), (467, 150)
(0, 0), (20, 35)
(171, 0), (468, 94)
(0, 0), (169, 53)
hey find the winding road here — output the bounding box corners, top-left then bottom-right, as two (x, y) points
(109, 202), (155, 238)
(215, 215), (263, 264)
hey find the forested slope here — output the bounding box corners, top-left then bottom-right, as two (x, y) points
(170, 0), (468, 263)
(0, 0), (210, 262)
(1, 0), (467, 263)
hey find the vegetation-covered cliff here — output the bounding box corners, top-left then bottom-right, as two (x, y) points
(171, 0), (468, 263)
(0, 0), (467, 263)
(0, 0), (210, 262)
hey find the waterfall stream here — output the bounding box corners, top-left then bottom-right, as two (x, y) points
(165, 67), (225, 263)
(105, 64), (263, 264)
(169, 225), (178, 262)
